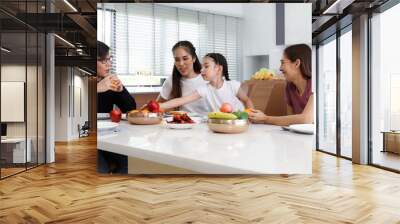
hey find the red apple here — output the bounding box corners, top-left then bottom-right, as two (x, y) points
(220, 103), (233, 113)
(147, 100), (160, 113)
(110, 105), (122, 123)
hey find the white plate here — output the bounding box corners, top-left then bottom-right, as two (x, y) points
(288, 124), (314, 135)
(187, 112), (202, 117)
(165, 122), (196, 129)
(97, 121), (119, 131)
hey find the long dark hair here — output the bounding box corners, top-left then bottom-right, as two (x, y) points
(97, 41), (109, 60)
(204, 53), (230, 81)
(283, 44), (311, 80)
(170, 41), (202, 99)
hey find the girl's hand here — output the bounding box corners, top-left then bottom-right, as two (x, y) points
(249, 109), (268, 124)
(97, 74), (123, 93)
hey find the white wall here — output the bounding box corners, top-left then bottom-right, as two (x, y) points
(284, 4), (312, 45)
(72, 74), (89, 138)
(54, 67), (89, 141)
(55, 66), (69, 141)
(242, 4), (276, 57)
(241, 3), (311, 80)
(242, 4), (276, 80)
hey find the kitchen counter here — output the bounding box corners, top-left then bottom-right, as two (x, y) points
(97, 121), (313, 174)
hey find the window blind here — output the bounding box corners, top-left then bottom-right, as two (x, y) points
(97, 7), (116, 73)
(98, 3), (242, 81)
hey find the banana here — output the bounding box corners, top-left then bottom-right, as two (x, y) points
(208, 112), (238, 120)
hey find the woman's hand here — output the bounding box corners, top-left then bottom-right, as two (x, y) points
(97, 74), (123, 93)
(248, 109), (268, 124)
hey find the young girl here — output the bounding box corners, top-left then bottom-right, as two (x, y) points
(160, 53), (254, 112)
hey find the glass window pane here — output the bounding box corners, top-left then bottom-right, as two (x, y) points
(340, 29), (352, 158)
(371, 3), (400, 171)
(318, 37), (337, 154)
(38, 33), (46, 165)
(1, 31), (28, 177)
(27, 32), (38, 169)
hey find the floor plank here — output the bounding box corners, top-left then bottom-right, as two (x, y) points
(1, 135), (400, 223)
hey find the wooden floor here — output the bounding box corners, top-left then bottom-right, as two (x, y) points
(373, 150), (400, 171)
(1, 136), (400, 224)
(1, 167), (26, 178)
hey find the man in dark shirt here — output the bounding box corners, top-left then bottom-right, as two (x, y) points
(97, 85), (136, 113)
(97, 41), (136, 113)
(97, 41), (136, 174)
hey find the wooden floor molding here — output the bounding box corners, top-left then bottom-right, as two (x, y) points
(1, 135), (400, 223)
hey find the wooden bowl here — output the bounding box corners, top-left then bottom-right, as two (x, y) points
(127, 111), (163, 125)
(207, 119), (249, 134)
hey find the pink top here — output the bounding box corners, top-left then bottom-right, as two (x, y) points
(285, 79), (312, 114)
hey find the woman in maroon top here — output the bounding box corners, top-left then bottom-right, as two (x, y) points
(249, 44), (313, 126)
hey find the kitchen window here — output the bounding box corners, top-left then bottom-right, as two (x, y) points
(97, 3), (242, 91)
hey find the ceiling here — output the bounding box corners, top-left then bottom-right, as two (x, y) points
(0, 0), (394, 73)
(310, 0), (390, 43)
(0, 0), (97, 74)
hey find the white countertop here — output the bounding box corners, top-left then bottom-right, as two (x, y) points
(97, 121), (313, 174)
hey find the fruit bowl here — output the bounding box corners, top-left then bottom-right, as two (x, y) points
(127, 111), (163, 125)
(207, 118), (249, 134)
